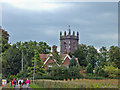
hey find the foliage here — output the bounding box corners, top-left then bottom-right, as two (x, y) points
(46, 66), (83, 80)
(30, 83), (42, 89)
(86, 63), (93, 74)
(74, 44), (88, 67)
(97, 46), (108, 67)
(2, 41), (51, 79)
(8, 75), (16, 82)
(2, 29), (120, 80)
(0, 29), (10, 53)
(27, 49), (46, 78)
(104, 65), (118, 78)
(2, 46), (21, 78)
(68, 66), (81, 79)
(69, 56), (78, 68)
(86, 46), (98, 69)
(94, 66), (107, 77)
(108, 46), (120, 68)
(52, 51), (62, 66)
(33, 79), (118, 88)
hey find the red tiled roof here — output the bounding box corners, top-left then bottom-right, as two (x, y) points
(40, 54), (49, 62)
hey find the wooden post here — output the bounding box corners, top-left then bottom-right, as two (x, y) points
(33, 57), (36, 83)
(22, 50), (23, 72)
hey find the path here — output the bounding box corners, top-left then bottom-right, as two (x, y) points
(14, 85), (33, 90)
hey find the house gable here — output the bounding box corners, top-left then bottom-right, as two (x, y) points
(62, 54), (71, 63)
(62, 54), (71, 67)
(41, 53), (60, 67)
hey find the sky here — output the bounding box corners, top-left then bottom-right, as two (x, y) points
(0, 0), (118, 51)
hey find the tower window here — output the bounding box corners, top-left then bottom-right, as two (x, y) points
(73, 42), (75, 48)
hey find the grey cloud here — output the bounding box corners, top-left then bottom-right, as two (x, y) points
(2, 2), (118, 50)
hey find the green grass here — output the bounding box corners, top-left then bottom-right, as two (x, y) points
(30, 83), (42, 89)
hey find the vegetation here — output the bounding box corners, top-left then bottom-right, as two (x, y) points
(69, 56), (78, 68)
(27, 49), (46, 77)
(32, 79), (118, 88)
(30, 83), (42, 89)
(2, 30), (51, 81)
(1, 29), (120, 88)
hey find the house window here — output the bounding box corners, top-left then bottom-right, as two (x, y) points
(48, 65), (52, 68)
(66, 66), (69, 69)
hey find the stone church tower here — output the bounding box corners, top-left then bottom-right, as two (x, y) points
(60, 27), (79, 55)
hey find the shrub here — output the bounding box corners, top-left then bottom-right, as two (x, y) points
(86, 63), (93, 73)
(40, 66), (83, 80)
(95, 66), (107, 77)
(104, 65), (118, 78)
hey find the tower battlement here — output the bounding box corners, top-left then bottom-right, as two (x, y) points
(60, 27), (79, 55)
(60, 30), (79, 40)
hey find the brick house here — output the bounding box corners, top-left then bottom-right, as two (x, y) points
(40, 45), (79, 70)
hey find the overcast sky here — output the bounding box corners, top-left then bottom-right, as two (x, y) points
(1, 1), (118, 51)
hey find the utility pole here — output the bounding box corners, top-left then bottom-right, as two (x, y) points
(33, 57), (36, 83)
(22, 50), (23, 72)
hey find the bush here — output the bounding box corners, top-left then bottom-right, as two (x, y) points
(40, 66), (83, 80)
(104, 65), (118, 78)
(8, 75), (16, 82)
(95, 66), (107, 77)
(86, 63), (93, 74)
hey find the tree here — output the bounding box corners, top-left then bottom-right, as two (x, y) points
(86, 46), (98, 69)
(52, 46), (62, 65)
(74, 44), (88, 67)
(0, 28), (10, 53)
(94, 66), (107, 77)
(2, 45), (21, 78)
(49, 66), (83, 80)
(108, 46), (120, 68)
(104, 65), (118, 78)
(27, 49), (45, 78)
(69, 56), (78, 68)
(86, 63), (93, 74)
(97, 46), (108, 67)
(68, 66), (82, 79)
(2, 40), (51, 78)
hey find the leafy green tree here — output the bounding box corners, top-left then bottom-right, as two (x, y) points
(50, 66), (68, 80)
(68, 66), (82, 79)
(94, 66), (107, 77)
(86, 46), (98, 69)
(86, 63), (93, 74)
(97, 46), (108, 67)
(49, 66), (83, 80)
(2, 40), (51, 78)
(27, 49), (46, 78)
(74, 44), (88, 67)
(2, 45), (21, 78)
(108, 46), (120, 68)
(104, 65), (118, 78)
(0, 29), (10, 53)
(69, 56), (78, 68)
(52, 48), (62, 65)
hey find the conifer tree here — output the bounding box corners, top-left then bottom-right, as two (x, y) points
(27, 49), (46, 78)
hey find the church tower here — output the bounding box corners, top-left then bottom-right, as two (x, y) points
(60, 26), (79, 55)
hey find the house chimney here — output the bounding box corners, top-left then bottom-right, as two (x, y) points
(52, 45), (57, 54)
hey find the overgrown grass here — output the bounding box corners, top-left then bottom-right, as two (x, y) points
(30, 83), (42, 89)
(32, 79), (118, 88)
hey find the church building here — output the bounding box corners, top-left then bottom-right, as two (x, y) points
(40, 26), (80, 70)
(60, 26), (79, 55)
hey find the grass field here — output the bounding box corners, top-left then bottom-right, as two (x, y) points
(30, 83), (42, 90)
(32, 79), (119, 88)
